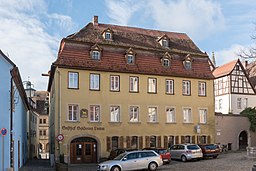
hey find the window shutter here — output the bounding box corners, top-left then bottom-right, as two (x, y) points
(120, 136), (124, 148)
(139, 136), (143, 149)
(192, 135), (195, 144)
(207, 135), (211, 143)
(157, 136), (161, 148)
(175, 136), (179, 144)
(126, 136), (131, 148)
(181, 136), (185, 144)
(146, 136), (150, 147)
(164, 136), (168, 148)
(107, 136), (111, 152)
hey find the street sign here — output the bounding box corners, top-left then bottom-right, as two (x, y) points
(56, 134), (64, 141)
(1, 128), (7, 136)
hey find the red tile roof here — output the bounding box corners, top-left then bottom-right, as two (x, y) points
(212, 59), (238, 77)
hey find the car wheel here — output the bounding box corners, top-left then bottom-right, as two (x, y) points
(148, 162), (157, 171)
(181, 155), (187, 162)
(111, 166), (121, 171)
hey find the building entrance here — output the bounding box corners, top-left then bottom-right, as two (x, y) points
(239, 131), (248, 150)
(70, 137), (97, 164)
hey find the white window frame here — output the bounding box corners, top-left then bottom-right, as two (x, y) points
(184, 60), (192, 69)
(148, 107), (157, 122)
(68, 104), (78, 121)
(90, 73), (100, 90)
(89, 105), (100, 122)
(163, 58), (170, 67)
(127, 54), (134, 64)
(162, 39), (169, 47)
(198, 82), (206, 96)
(244, 98), (248, 109)
(130, 76), (139, 92)
(110, 75), (120, 91)
(129, 106), (139, 122)
(237, 98), (242, 109)
(68, 72), (78, 89)
(183, 107), (192, 123)
(199, 109), (207, 124)
(166, 107), (175, 123)
(182, 80), (191, 95)
(166, 79), (174, 94)
(110, 106), (120, 122)
(105, 32), (111, 40)
(92, 51), (101, 60)
(219, 99), (223, 110)
(148, 78), (157, 93)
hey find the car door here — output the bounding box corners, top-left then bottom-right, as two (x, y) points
(121, 152), (139, 171)
(170, 145), (178, 159)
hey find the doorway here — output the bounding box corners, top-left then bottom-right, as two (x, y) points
(239, 131), (248, 150)
(70, 137), (97, 164)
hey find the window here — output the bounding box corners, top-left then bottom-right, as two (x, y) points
(199, 109), (207, 124)
(185, 136), (191, 143)
(39, 130), (42, 136)
(105, 32), (112, 40)
(150, 136), (157, 147)
(183, 108), (192, 123)
(244, 98), (248, 109)
(43, 119), (46, 124)
(166, 79), (174, 94)
(162, 39), (169, 47)
(90, 74), (100, 90)
(166, 107), (175, 123)
(89, 105), (100, 122)
(127, 54), (134, 64)
(148, 78), (157, 93)
(39, 119), (42, 124)
(148, 107), (157, 122)
(182, 80), (191, 95)
(43, 130), (46, 136)
(91, 51), (101, 60)
(198, 82), (206, 96)
(110, 106), (120, 122)
(219, 99), (223, 110)
(68, 72), (78, 89)
(130, 76), (139, 92)
(110, 75), (120, 91)
(129, 106), (139, 122)
(131, 136), (138, 148)
(237, 98), (242, 109)
(184, 60), (192, 69)
(168, 136), (175, 147)
(112, 136), (119, 149)
(163, 58), (170, 67)
(68, 104), (78, 121)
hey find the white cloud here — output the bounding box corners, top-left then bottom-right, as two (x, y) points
(0, 0), (75, 90)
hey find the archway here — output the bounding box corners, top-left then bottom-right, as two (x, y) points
(239, 131), (248, 150)
(70, 137), (97, 164)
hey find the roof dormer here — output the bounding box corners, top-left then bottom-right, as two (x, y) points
(161, 52), (172, 68)
(90, 44), (102, 60)
(157, 34), (170, 48)
(183, 54), (192, 70)
(125, 48), (136, 65)
(102, 28), (114, 40)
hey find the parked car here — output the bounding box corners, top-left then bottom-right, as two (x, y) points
(98, 150), (163, 171)
(108, 148), (138, 160)
(143, 147), (171, 164)
(198, 144), (220, 158)
(169, 144), (203, 162)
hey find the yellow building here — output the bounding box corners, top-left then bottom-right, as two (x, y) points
(47, 16), (215, 164)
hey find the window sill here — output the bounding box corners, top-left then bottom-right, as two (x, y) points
(165, 122), (177, 124)
(109, 122), (122, 124)
(183, 122), (193, 124)
(147, 122), (159, 124)
(65, 120), (79, 123)
(87, 121), (102, 124)
(128, 122), (141, 124)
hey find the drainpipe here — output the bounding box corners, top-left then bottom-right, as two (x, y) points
(57, 69), (62, 162)
(10, 78), (14, 168)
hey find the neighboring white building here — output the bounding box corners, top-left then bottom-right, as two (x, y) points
(213, 59), (256, 150)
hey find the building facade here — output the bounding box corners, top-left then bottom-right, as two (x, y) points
(48, 16), (215, 164)
(0, 50), (29, 170)
(213, 59), (256, 150)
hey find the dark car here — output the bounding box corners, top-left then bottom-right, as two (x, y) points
(198, 144), (220, 159)
(108, 148), (138, 160)
(143, 147), (171, 164)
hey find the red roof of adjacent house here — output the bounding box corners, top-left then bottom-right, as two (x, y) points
(212, 59), (238, 78)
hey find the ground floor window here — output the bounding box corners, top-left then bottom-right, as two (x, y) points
(131, 136), (138, 149)
(150, 136), (157, 147)
(112, 136), (119, 149)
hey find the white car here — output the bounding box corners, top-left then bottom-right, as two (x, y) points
(97, 150), (163, 171)
(170, 144), (203, 162)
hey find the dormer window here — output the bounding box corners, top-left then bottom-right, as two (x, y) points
(90, 44), (102, 60)
(162, 39), (169, 47)
(125, 48), (136, 65)
(102, 28), (113, 40)
(183, 54), (192, 70)
(157, 35), (170, 48)
(161, 52), (172, 68)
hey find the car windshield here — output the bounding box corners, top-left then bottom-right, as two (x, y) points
(114, 152), (127, 160)
(205, 145), (217, 150)
(187, 145), (200, 150)
(158, 149), (167, 154)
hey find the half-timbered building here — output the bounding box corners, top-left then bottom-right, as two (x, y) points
(213, 59), (256, 150)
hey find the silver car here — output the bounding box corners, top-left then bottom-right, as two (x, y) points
(170, 144), (203, 162)
(97, 150), (163, 171)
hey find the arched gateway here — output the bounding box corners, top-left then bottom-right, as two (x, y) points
(239, 131), (248, 150)
(70, 137), (97, 164)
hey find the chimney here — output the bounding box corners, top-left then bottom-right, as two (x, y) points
(93, 16), (98, 26)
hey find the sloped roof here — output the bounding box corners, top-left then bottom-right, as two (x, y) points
(213, 59), (238, 78)
(0, 49), (16, 67)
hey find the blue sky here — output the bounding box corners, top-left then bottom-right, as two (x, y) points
(0, 0), (256, 90)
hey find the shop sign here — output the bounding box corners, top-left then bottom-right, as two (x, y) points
(80, 109), (88, 118)
(62, 126), (105, 131)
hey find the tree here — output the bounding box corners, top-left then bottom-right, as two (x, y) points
(241, 107), (256, 132)
(239, 28), (256, 59)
